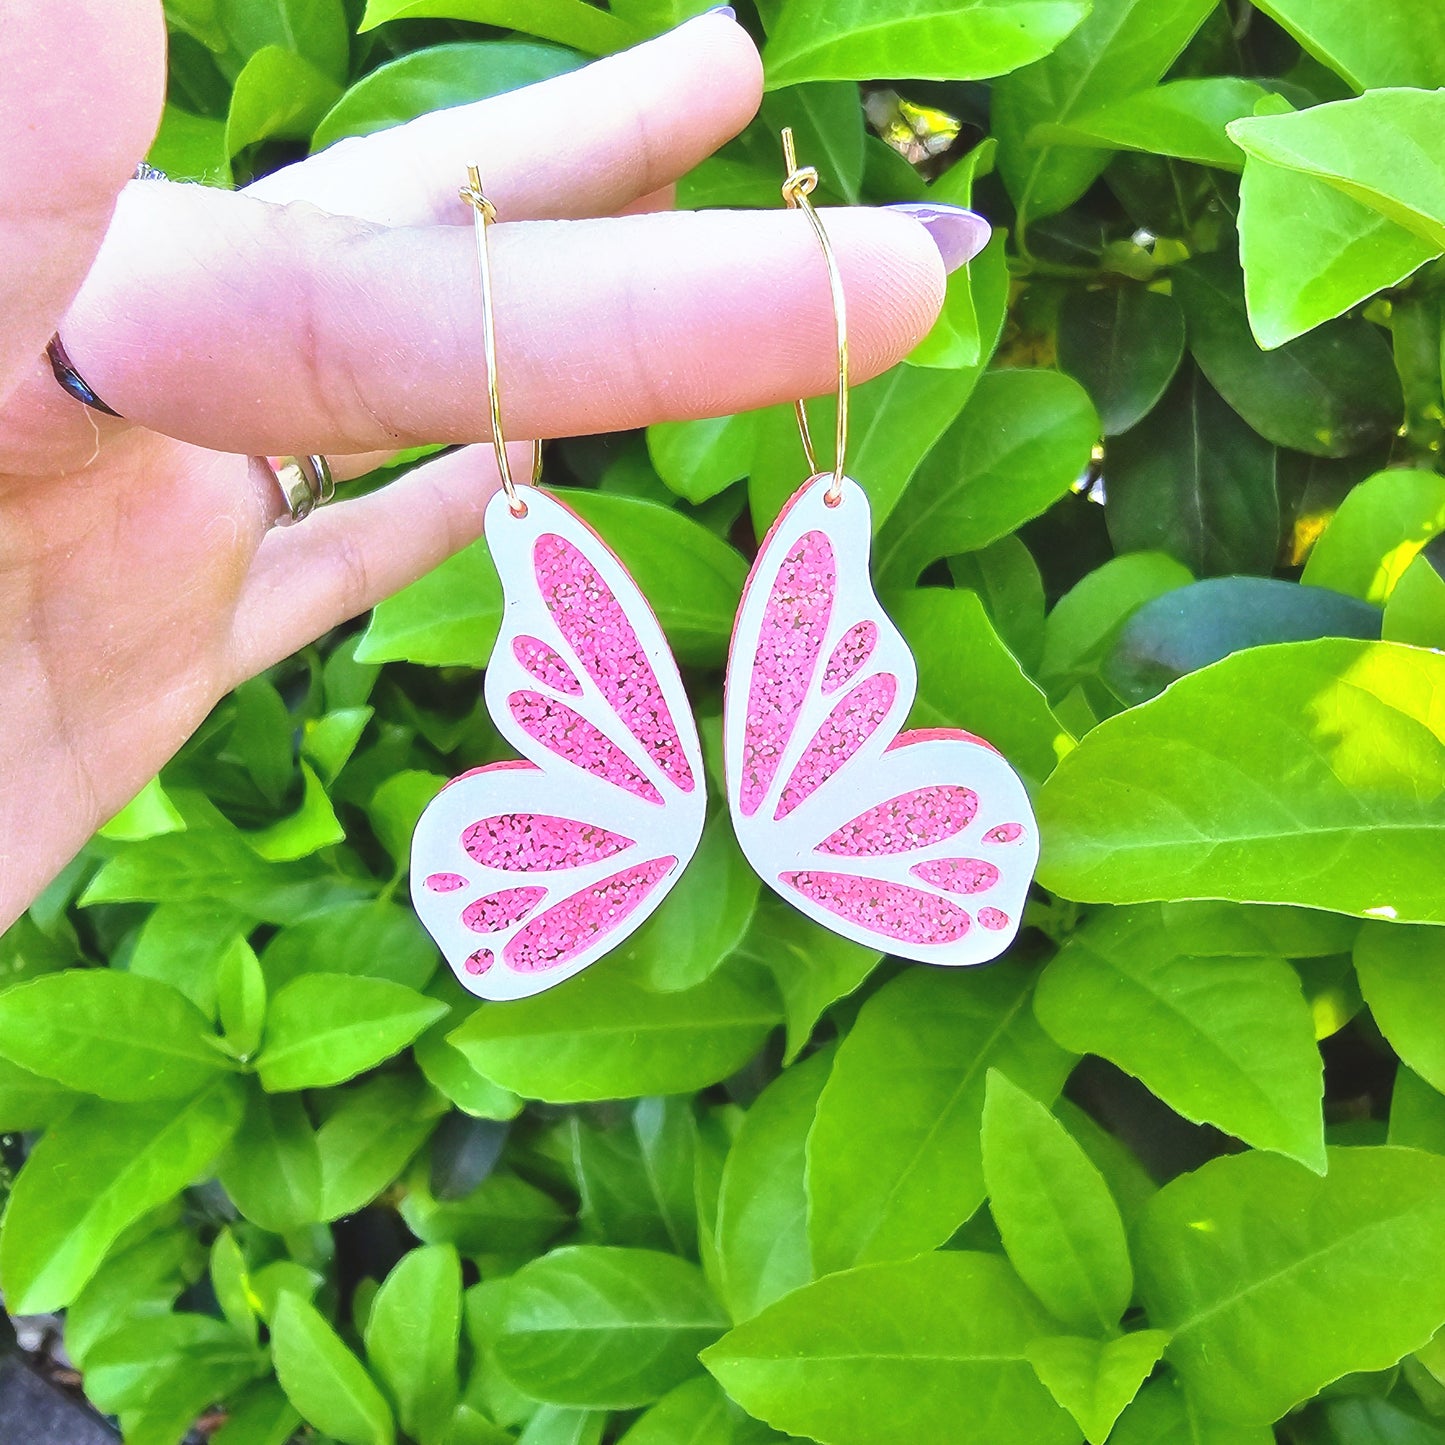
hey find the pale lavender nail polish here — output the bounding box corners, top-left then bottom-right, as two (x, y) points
(704, 5), (736, 16)
(887, 203), (992, 273)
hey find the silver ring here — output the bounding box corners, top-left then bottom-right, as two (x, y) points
(266, 454), (335, 525)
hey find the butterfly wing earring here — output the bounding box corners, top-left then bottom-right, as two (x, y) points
(723, 133), (1038, 965)
(411, 168), (706, 1000)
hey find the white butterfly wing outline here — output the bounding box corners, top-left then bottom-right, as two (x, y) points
(723, 474), (1039, 965)
(412, 487), (706, 1000)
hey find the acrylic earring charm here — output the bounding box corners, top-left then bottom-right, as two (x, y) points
(722, 132), (1038, 966)
(410, 168), (706, 1000)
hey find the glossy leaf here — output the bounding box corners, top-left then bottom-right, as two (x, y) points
(981, 1070), (1132, 1331)
(702, 1252), (1077, 1445)
(1250, 0), (1445, 90)
(647, 413), (757, 505)
(1056, 286), (1184, 438)
(617, 1375), (737, 1444)
(1037, 639), (1445, 922)
(493, 1246), (727, 1408)
(1110, 1376), (1274, 1445)
(0, 1056), (78, 1132)
(272, 1291), (395, 1445)
(948, 535), (1048, 672)
(449, 963), (780, 1103)
(875, 369), (1099, 588)
(1136, 1147), (1445, 1422)
(318, 1073), (446, 1220)
(1106, 365), (1280, 576)
(1035, 906), (1326, 1168)
(260, 900), (439, 993)
(217, 1088), (325, 1232)
(217, 936), (266, 1060)
(1025, 1332), (1169, 1445)
(357, 0), (633, 53)
(1356, 924), (1445, 1094)
(226, 47), (340, 156)
(808, 967), (1073, 1273)
(761, 0), (1090, 87)
(1385, 554), (1445, 647)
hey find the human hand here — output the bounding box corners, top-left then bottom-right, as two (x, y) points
(0, 1), (962, 931)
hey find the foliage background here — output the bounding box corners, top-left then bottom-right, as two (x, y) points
(3, 0), (1445, 1441)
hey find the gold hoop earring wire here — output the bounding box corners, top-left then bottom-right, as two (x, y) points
(780, 128), (849, 507)
(459, 165), (543, 518)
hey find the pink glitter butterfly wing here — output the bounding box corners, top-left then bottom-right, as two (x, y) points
(724, 474), (1038, 966)
(412, 488), (706, 1000)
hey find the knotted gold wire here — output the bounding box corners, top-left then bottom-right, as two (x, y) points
(459, 164), (543, 517)
(780, 128), (849, 505)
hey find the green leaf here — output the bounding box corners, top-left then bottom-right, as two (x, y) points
(1391, 1067), (1445, 1153)
(760, 81), (866, 205)
(226, 46), (340, 156)
(948, 535), (1048, 673)
(981, 1070), (1132, 1331)
(517, 1406), (607, 1445)
(702, 1252), (1078, 1445)
(993, 0), (1216, 226)
(303, 705), (373, 785)
(648, 413), (757, 505)
(357, 0), (634, 52)
(892, 587), (1073, 792)
(1109, 1375), (1273, 1445)
(217, 1087), (325, 1232)
(1106, 365), (1280, 576)
(1056, 286), (1185, 436)
(401, 1166), (568, 1259)
(365, 1245), (462, 1445)
(617, 1375), (737, 1444)
(612, 813), (760, 992)
(361, 490), (745, 668)
(318, 1073), (446, 1220)
(717, 1047), (831, 1321)
(258, 975), (446, 1092)
(493, 1246), (726, 1409)
(414, 999), (523, 1122)
(1229, 92), (1445, 254)
(0, 970), (227, 1101)
(1025, 1332), (1169, 1445)
(0, 1056), (77, 1131)
(147, 103), (232, 185)
(129, 903), (246, 1018)
(1238, 155), (1440, 350)
(1385, 555), (1445, 647)
(1100, 576), (1381, 706)
(449, 962), (779, 1103)
(1136, 1147), (1445, 1422)
(1302, 469), (1445, 604)
(1356, 924), (1445, 1094)
(217, 936), (266, 1060)
(211, 1384), (302, 1445)
(272, 1291), (396, 1445)
(1038, 550), (1194, 697)
(1034, 906), (1326, 1168)
(760, 0), (1089, 87)
(808, 966), (1073, 1273)
(98, 775), (186, 842)
(1249, 0), (1445, 90)
(875, 369), (1099, 588)
(243, 763), (345, 862)
(211, 1227), (257, 1346)
(0, 1079), (243, 1313)
(1035, 639), (1445, 922)
(1033, 77), (1270, 170)
(1173, 254), (1402, 458)
(261, 901), (439, 993)
(313, 41), (581, 149)
(1159, 900), (1360, 960)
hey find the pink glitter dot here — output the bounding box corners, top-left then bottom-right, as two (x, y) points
(462, 814), (635, 872)
(911, 858), (1000, 895)
(461, 886), (547, 933)
(465, 948), (495, 975)
(533, 534), (694, 792)
(821, 621), (878, 694)
(509, 690), (664, 804)
(775, 672), (897, 820)
(513, 635), (582, 695)
(782, 870), (972, 945)
(740, 530), (835, 817)
(978, 908), (1010, 931)
(816, 786), (979, 856)
(425, 873), (468, 893)
(984, 823), (1025, 844)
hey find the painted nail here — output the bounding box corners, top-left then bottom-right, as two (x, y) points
(886, 203), (991, 273)
(704, 5), (736, 17)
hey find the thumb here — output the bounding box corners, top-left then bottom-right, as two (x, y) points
(0, 0), (166, 410)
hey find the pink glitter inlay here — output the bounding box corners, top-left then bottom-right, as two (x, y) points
(425, 873), (468, 893)
(775, 673), (898, 821)
(533, 534), (693, 793)
(504, 856), (676, 973)
(462, 815), (635, 872)
(978, 908), (1010, 931)
(509, 691), (664, 804)
(815, 786), (979, 856)
(911, 858), (1000, 895)
(782, 871), (972, 945)
(740, 530), (835, 817)
(465, 948), (495, 976)
(984, 823), (1025, 844)
(462, 886), (547, 933)
(513, 635), (582, 695)
(821, 621), (878, 694)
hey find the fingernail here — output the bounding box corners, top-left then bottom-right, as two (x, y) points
(704, 5), (736, 17)
(887, 203), (991, 273)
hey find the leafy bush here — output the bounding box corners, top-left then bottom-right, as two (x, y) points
(4, 0), (1445, 1442)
